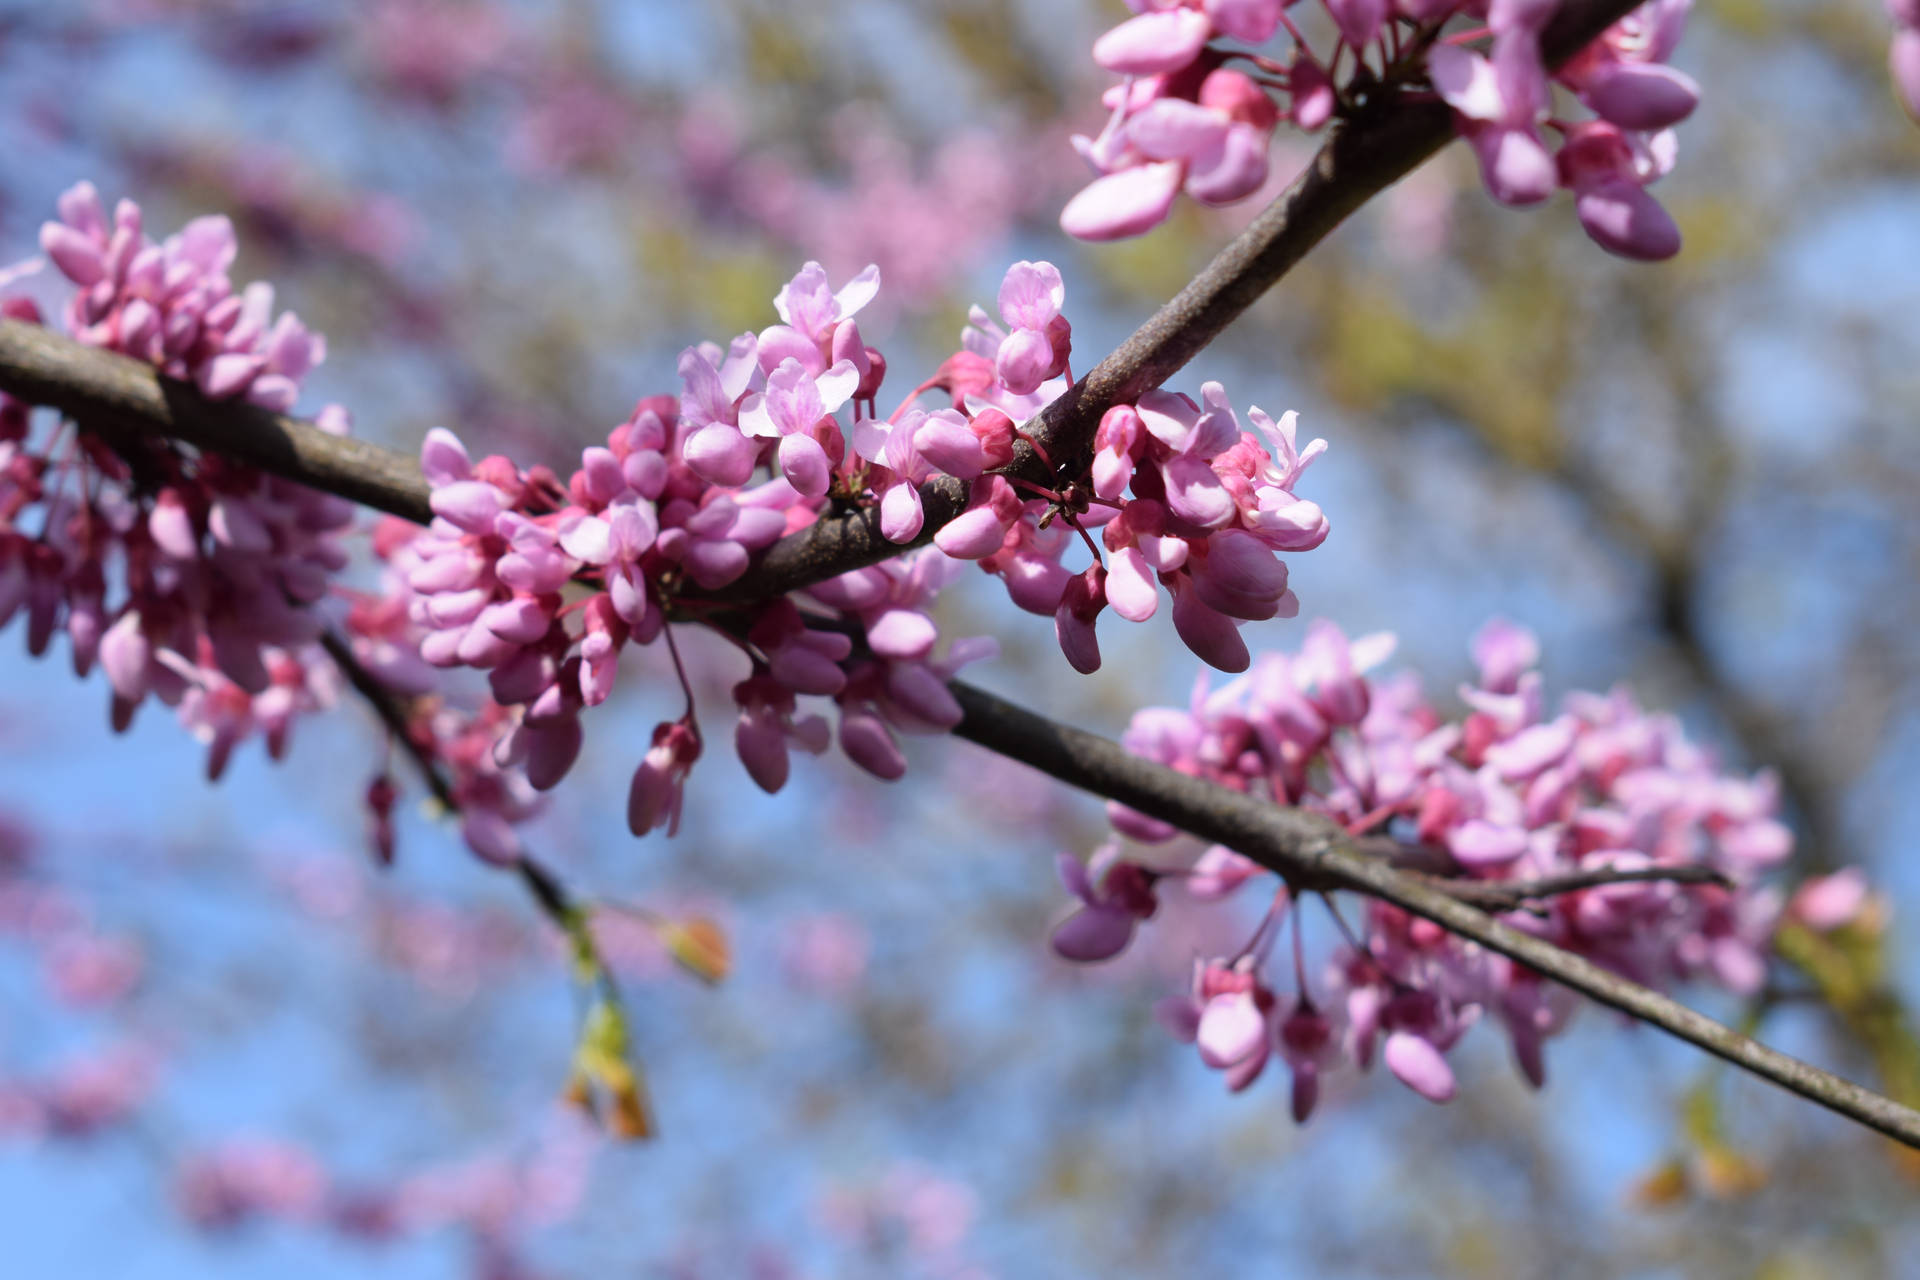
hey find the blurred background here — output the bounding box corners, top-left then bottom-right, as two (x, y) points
(1, 0), (1918, 1275)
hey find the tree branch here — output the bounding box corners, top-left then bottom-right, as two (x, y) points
(0, 319), (432, 524)
(8, 317), (1920, 1150)
(318, 628), (578, 929)
(945, 683), (1920, 1148)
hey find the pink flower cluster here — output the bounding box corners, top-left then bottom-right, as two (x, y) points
(5, 188), (1330, 863)
(1892, 0), (1920, 122)
(385, 261), (1013, 858)
(1, 183), (350, 777)
(1051, 619), (1800, 1118)
(1064, 0), (1700, 261)
(377, 252), (1328, 860)
(884, 262), (1330, 675)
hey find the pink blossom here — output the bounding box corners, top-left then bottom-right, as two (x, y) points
(1050, 845), (1161, 961)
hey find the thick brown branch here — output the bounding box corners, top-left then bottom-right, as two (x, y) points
(0, 320), (432, 524)
(947, 681), (1920, 1149)
(9, 316), (1920, 1149)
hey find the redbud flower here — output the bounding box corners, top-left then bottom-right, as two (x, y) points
(629, 721), (700, 838)
(1050, 845), (1161, 961)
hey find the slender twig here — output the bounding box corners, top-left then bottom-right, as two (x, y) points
(318, 628), (579, 929)
(318, 629), (455, 808)
(1419, 863), (1731, 910)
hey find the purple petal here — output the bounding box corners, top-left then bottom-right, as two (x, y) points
(866, 607), (937, 660)
(1059, 162), (1184, 242)
(1384, 1031), (1456, 1103)
(1049, 906), (1135, 962)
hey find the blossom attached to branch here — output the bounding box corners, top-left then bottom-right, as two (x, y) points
(1052, 619), (1806, 1119)
(1064, 0), (1700, 260)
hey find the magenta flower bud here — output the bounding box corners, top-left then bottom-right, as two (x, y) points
(196, 352), (265, 400)
(407, 549), (484, 594)
(576, 447), (626, 506)
(838, 707), (907, 780)
(489, 646), (558, 705)
(885, 661), (963, 730)
(453, 619), (520, 668)
(99, 611), (151, 702)
(1187, 122), (1272, 206)
(684, 422), (759, 487)
(776, 433), (831, 499)
(1384, 1031), (1456, 1103)
(1053, 564), (1107, 675)
(1002, 553), (1072, 615)
(495, 546), (572, 594)
(934, 503), (1012, 560)
(878, 480), (924, 543)
(149, 489), (199, 558)
(1159, 454), (1236, 528)
(39, 222), (106, 285)
(1104, 546), (1159, 622)
(418, 626), (466, 667)
(1471, 126), (1557, 207)
(1171, 579), (1250, 673)
(428, 480), (505, 533)
(865, 606), (937, 661)
(1789, 869), (1870, 932)
(736, 706), (791, 794)
(1205, 0), (1284, 42)
(682, 538), (749, 590)
(478, 597), (552, 645)
(1192, 529), (1291, 621)
(623, 448), (670, 498)
(829, 318), (870, 382)
(424, 586), (490, 628)
(56, 180), (106, 239)
(523, 716), (584, 792)
(913, 409), (989, 479)
(1290, 1066), (1320, 1122)
(1325, 0), (1387, 48)
(1092, 8), (1212, 75)
(629, 721), (699, 837)
(1447, 820), (1529, 867)
(1050, 904), (1137, 961)
(994, 326), (1054, 396)
(1584, 61), (1700, 129)
(768, 639), (848, 698)
(1197, 990), (1268, 1071)
(857, 345), (887, 401)
(1060, 161), (1185, 242)
(1574, 179), (1682, 261)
